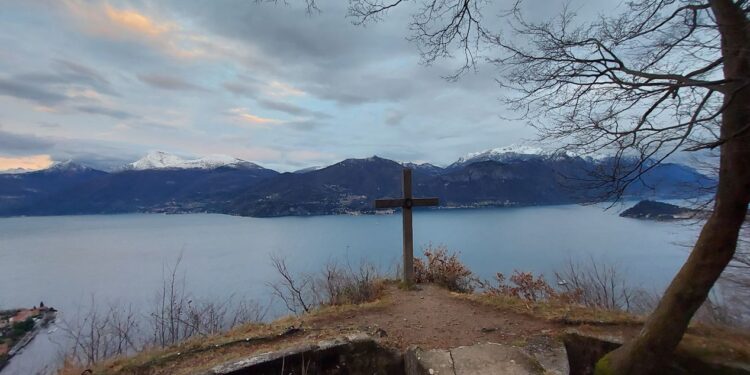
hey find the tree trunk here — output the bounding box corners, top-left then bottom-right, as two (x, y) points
(596, 1), (750, 374)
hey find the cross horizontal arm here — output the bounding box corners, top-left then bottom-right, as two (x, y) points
(411, 198), (439, 206)
(374, 197), (439, 209)
(375, 198), (404, 209)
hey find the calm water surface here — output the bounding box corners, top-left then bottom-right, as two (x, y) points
(0, 204), (700, 374)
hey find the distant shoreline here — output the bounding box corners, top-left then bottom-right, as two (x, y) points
(0, 198), (705, 221)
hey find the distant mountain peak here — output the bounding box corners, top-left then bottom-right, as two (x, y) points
(338, 155), (392, 165)
(0, 160), (94, 175)
(401, 162), (445, 175)
(293, 166), (323, 174)
(124, 151), (264, 171)
(402, 161), (440, 168)
(456, 144), (546, 163)
(45, 160), (93, 173)
(0, 167), (34, 174)
(449, 144), (583, 168)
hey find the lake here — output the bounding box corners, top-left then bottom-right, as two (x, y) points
(0, 204), (700, 374)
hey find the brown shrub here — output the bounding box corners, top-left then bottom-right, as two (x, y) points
(270, 256), (387, 314)
(414, 245), (476, 293)
(484, 258), (643, 313)
(314, 260), (387, 306)
(486, 271), (558, 302)
(484, 271), (582, 305)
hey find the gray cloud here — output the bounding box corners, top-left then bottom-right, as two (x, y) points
(0, 129), (145, 170)
(75, 105), (138, 120)
(14, 60), (116, 96)
(0, 77), (67, 105)
(385, 111), (405, 126)
(168, 1), (413, 68)
(285, 119), (327, 131)
(223, 80), (261, 97)
(258, 99), (330, 119)
(168, 1), (425, 106)
(53, 59), (116, 95)
(0, 129), (55, 154)
(38, 122), (62, 129)
(138, 74), (206, 91)
(0, 60), (118, 107)
(55, 60), (108, 84)
(0, 0), (554, 171)
(124, 121), (183, 132)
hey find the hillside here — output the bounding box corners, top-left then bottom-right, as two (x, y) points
(63, 284), (750, 375)
(0, 151), (714, 217)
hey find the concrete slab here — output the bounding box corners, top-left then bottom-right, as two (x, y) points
(451, 343), (546, 375)
(523, 334), (570, 375)
(200, 333), (404, 375)
(406, 343), (549, 375)
(405, 347), (454, 375)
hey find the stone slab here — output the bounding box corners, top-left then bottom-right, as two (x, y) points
(406, 343), (548, 375)
(198, 333), (404, 375)
(405, 347), (454, 375)
(452, 343), (546, 375)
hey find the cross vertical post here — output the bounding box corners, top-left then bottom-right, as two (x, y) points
(402, 169), (414, 284)
(374, 168), (439, 285)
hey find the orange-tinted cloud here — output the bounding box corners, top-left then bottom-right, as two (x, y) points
(229, 108), (283, 125)
(62, 1), (207, 59)
(266, 81), (305, 97)
(104, 6), (170, 36)
(0, 154), (53, 171)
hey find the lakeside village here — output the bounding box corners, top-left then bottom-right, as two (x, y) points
(0, 302), (57, 369)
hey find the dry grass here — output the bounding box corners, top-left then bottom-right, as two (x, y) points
(63, 297), (390, 375)
(678, 326), (750, 364)
(59, 282), (750, 375)
(462, 292), (643, 326)
(58, 247), (750, 374)
(470, 291), (750, 366)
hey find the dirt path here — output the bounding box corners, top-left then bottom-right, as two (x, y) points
(308, 284), (557, 350)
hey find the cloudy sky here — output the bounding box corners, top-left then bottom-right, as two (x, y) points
(0, 0), (606, 171)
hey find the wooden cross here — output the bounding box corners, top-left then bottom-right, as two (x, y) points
(374, 168), (439, 284)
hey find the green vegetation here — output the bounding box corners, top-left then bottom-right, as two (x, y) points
(10, 318), (34, 338)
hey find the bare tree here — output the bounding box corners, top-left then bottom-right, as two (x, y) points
(147, 254), (268, 346)
(267, 255), (386, 314)
(259, 0), (321, 14)
(347, 0), (750, 373)
(148, 253), (192, 347)
(267, 254), (313, 314)
(556, 257), (636, 311)
(59, 254), (267, 368)
(59, 297), (140, 365)
(709, 221), (750, 327)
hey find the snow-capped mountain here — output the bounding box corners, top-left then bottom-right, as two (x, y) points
(402, 162), (445, 175)
(450, 144), (550, 168)
(0, 151), (713, 217)
(293, 166), (324, 174)
(0, 167), (33, 174)
(0, 160), (91, 174)
(124, 151), (264, 171)
(44, 160), (95, 173)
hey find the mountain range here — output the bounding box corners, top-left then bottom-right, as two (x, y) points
(0, 148), (715, 217)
